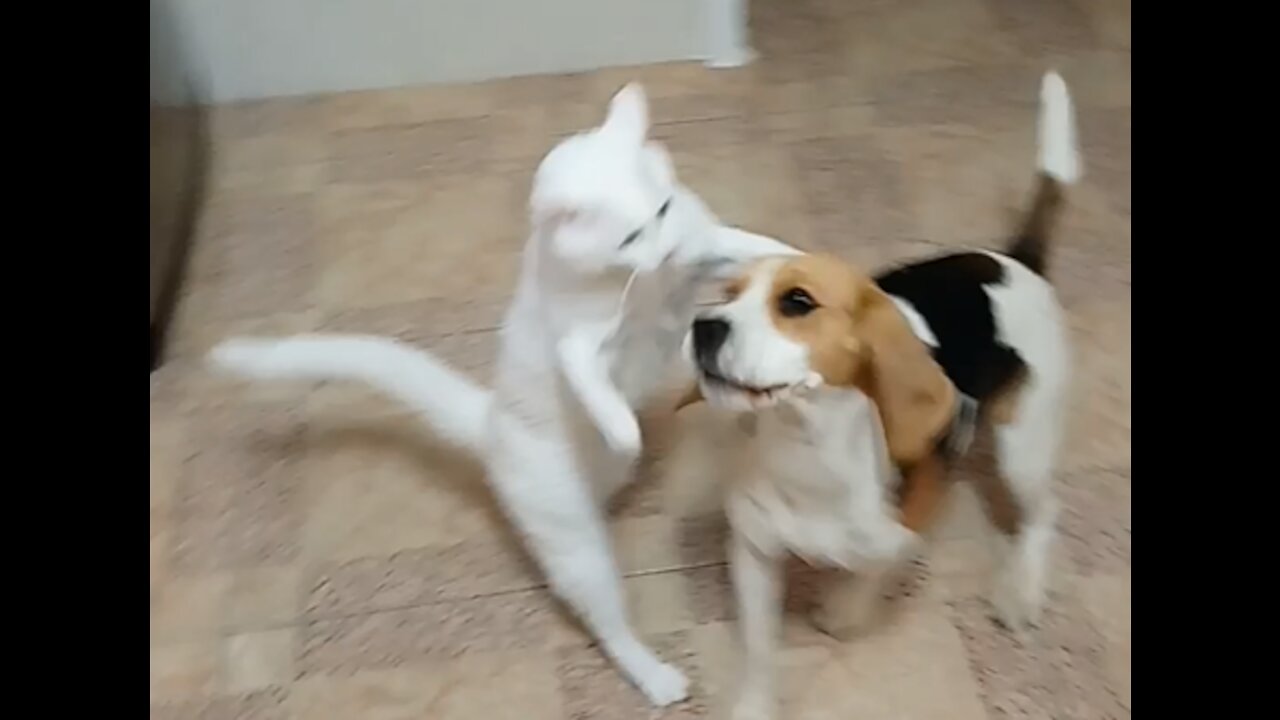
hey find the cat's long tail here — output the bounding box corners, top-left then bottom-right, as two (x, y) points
(210, 334), (492, 454)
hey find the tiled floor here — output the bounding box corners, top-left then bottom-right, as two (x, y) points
(149, 0), (1131, 717)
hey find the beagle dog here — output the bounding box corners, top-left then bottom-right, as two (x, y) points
(679, 72), (1079, 720)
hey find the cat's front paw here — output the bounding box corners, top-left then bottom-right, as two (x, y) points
(602, 412), (643, 457)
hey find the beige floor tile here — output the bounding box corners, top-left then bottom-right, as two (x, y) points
(293, 650), (563, 720)
(924, 536), (995, 603)
(556, 630), (706, 720)
(320, 83), (498, 131)
(952, 579), (1129, 718)
(186, 192), (320, 322)
(150, 408), (181, 536)
(224, 628), (296, 693)
(150, 641), (220, 702)
(885, 121), (1036, 246)
(150, 573), (231, 643)
(150, 688), (291, 720)
(306, 536), (540, 618)
(677, 144), (816, 252)
(151, 530), (170, 603)
(614, 515), (682, 575)
(209, 96), (329, 139)
(1058, 467), (1131, 576)
(210, 159), (328, 198)
(625, 572), (696, 636)
(1064, 300), (1132, 473)
(1059, 51), (1132, 110)
(210, 132), (328, 177)
(751, 103), (877, 147)
(225, 565), (302, 630)
(986, 0), (1098, 55)
(789, 603), (988, 720)
(430, 651), (566, 720)
(1079, 572), (1132, 709)
(1080, 0), (1131, 50)
(838, 0), (1023, 83)
(929, 482), (990, 541)
(298, 590), (564, 676)
(171, 416), (305, 572)
(325, 117), (499, 183)
(792, 133), (918, 249)
(301, 414), (500, 563)
(168, 305), (323, 363)
(314, 177), (521, 310)
(290, 666), (451, 720)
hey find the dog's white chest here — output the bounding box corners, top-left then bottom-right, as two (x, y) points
(728, 390), (906, 568)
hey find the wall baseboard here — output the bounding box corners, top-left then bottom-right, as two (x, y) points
(154, 0), (737, 104)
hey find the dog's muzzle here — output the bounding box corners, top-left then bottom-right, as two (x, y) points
(691, 317), (730, 375)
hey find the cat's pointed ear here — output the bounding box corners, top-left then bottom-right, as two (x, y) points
(602, 83), (649, 144)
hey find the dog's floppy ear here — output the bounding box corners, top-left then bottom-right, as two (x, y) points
(601, 83), (649, 144)
(854, 286), (957, 467)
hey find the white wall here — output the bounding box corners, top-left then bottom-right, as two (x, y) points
(154, 0), (721, 103)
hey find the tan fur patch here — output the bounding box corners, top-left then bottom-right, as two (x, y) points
(971, 471), (1022, 536)
(896, 453), (951, 533)
(985, 366), (1028, 426)
(765, 254), (958, 467)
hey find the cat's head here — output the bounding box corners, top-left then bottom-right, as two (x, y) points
(530, 84), (691, 275)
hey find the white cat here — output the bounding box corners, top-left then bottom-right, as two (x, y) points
(211, 84), (799, 706)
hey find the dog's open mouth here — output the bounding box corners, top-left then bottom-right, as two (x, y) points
(699, 369), (791, 400)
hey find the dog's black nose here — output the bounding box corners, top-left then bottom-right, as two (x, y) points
(692, 318), (731, 362)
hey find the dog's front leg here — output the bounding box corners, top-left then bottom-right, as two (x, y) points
(558, 326), (642, 456)
(730, 528), (783, 720)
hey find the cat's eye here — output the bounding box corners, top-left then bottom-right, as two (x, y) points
(621, 229), (642, 248)
(778, 288), (818, 317)
(657, 198), (672, 218)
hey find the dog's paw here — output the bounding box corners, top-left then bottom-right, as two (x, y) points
(989, 577), (1043, 636)
(635, 662), (690, 707)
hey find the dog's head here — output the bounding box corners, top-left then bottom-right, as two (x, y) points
(530, 83), (690, 275)
(686, 253), (957, 465)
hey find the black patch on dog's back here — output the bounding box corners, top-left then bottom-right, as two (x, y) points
(874, 252), (1025, 402)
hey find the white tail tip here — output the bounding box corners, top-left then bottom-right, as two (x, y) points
(209, 338), (282, 378)
(1038, 71), (1082, 184)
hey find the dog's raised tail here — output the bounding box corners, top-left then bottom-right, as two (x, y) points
(1008, 71), (1082, 276)
(211, 335), (492, 454)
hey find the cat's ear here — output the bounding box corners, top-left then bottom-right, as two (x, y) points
(602, 83), (649, 144)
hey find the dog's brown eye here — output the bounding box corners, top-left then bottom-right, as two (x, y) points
(778, 288), (817, 317)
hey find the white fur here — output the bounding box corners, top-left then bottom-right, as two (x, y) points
(689, 258), (817, 413)
(703, 71), (1080, 720)
(890, 297), (939, 348)
(977, 251), (1069, 629)
(694, 270), (920, 720)
(1039, 71), (1081, 184)
(210, 84), (800, 708)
